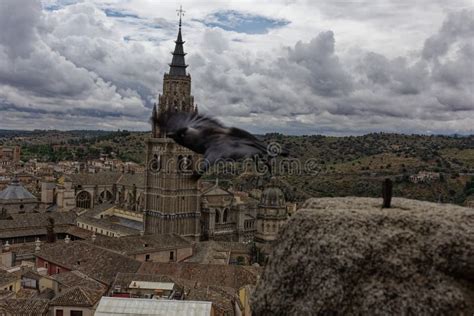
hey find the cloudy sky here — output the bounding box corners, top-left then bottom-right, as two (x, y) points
(0, 0), (473, 135)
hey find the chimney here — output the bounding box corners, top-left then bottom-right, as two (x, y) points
(91, 233), (96, 243)
(46, 217), (56, 243)
(35, 238), (41, 252)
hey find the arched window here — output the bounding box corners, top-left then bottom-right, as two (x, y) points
(223, 208), (228, 223)
(76, 191), (92, 209)
(178, 155), (192, 172)
(99, 190), (113, 203)
(215, 210), (220, 224)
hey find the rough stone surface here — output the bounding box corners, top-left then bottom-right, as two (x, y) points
(252, 197), (474, 315)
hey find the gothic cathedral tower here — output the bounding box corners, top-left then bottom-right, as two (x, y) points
(144, 12), (201, 239)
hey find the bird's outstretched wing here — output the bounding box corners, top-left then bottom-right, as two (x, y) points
(157, 111), (224, 135)
(204, 127), (268, 164)
(156, 111), (289, 173)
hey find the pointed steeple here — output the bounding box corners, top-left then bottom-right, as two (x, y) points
(169, 7), (188, 77)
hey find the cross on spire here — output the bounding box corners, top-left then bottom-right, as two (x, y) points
(177, 5), (185, 28)
(169, 5), (188, 76)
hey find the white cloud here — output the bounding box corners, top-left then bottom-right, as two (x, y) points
(0, 0), (472, 135)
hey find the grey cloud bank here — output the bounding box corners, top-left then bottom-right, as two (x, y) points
(0, 0), (472, 135)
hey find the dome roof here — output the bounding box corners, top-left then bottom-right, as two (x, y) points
(260, 186), (285, 207)
(0, 177), (37, 201)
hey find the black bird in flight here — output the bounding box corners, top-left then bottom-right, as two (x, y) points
(156, 111), (288, 173)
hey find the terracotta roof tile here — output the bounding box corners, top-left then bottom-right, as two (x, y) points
(138, 262), (261, 290)
(0, 299), (49, 315)
(89, 233), (192, 255)
(35, 241), (142, 285)
(51, 271), (106, 292)
(50, 286), (104, 307)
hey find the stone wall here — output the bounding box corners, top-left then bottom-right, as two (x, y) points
(252, 197), (474, 315)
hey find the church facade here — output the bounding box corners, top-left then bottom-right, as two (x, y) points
(143, 18), (202, 240)
(143, 18), (259, 241)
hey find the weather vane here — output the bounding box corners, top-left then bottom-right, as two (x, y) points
(177, 5), (185, 27)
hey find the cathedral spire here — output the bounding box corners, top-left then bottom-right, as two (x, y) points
(169, 6), (188, 77)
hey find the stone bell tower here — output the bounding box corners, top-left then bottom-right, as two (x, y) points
(144, 8), (201, 239)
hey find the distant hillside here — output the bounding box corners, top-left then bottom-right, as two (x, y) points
(1, 130), (473, 205)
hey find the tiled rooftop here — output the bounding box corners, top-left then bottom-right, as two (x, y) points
(0, 270), (19, 287)
(81, 203), (114, 218)
(50, 286), (104, 307)
(77, 216), (140, 236)
(89, 234), (192, 255)
(51, 270), (106, 292)
(138, 262), (261, 290)
(110, 273), (177, 293)
(117, 173), (144, 187)
(0, 178), (37, 201)
(35, 241), (142, 285)
(0, 299), (49, 315)
(0, 212), (77, 238)
(186, 241), (251, 264)
(185, 285), (235, 315)
(110, 272), (239, 315)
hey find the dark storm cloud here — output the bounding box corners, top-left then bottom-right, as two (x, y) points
(189, 8), (473, 135)
(0, 0), (152, 130)
(358, 53), (429, 95)
(0, 0), (41, 58)
(422, 9), (474, 60)
(285, 31), (353, 97)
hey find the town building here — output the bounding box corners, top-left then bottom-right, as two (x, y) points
(409, 171), (441, 183)
(0, 212), (77, 245)
(49, 286), (103, 316)
(144, 15), (201, 239)
(0, 270), (21, 293)
(51, 271), (105, 294)
(0, 146), (21, 167)
(95, 297), (213, 316)
(255, 185), (289, 251)
(143, 16), (261, 243)
(0, 298), (50, 316)
(0, 176), (38, 218)
(34, 241), (142, 286)
(87, 233), (193, 263)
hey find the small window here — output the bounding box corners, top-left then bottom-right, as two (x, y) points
(169, 251), (174, 261)
(9, 285), (12, 291)
(145, 254), (150, 262)
(71, 311), (83, 316)
(56, 310), (64, 316)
